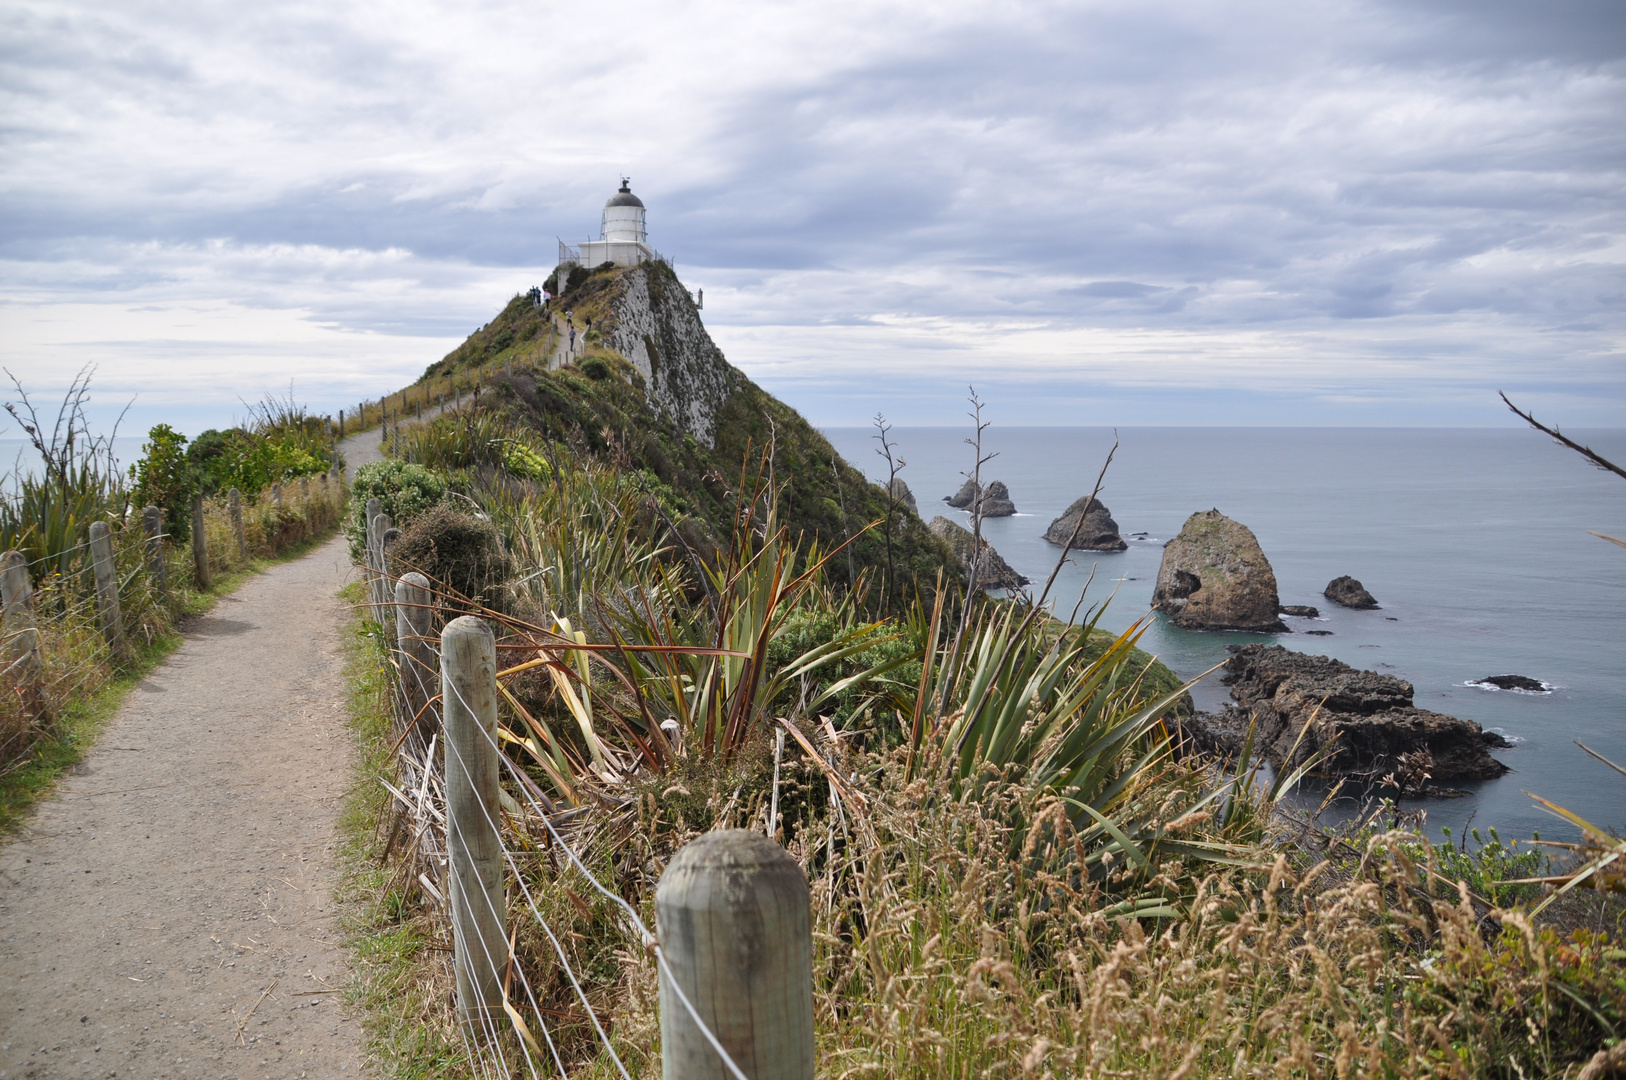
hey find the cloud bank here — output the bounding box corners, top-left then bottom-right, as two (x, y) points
(1, 0), (1621, 432)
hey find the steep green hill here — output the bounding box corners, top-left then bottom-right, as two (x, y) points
(421, 261), (955, 604)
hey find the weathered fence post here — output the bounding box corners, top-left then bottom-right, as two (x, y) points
(228, 488), (246, 559)
(87, 521), (129, 663)
(271, 482), (283, 511)
(395, 572), (436, 742)
(338, 410), (346, 440)
(1, 550), (44, 714)
(191, 496), (211, 589)
(657, 830), (816, 1080)
(142, 505), (166, 598)
(441, 615), (507, 1027)
(363, 498), (382, 612)
(299, 477), (309, 502)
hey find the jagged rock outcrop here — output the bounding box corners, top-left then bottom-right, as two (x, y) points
(887, 478), (918, 516)
(945, 479), (979, 509)
(1279, 605), (1320, 618)
(1181, 645), (1511, 791)
(928, 516), (1027, 591)
(978, 481), (1016, 517)
(1324, 575), (1379, 609)
(1152, 510), (1286, 631)
(1043, 496), (1127, 551)
(942, 479), (1014, 517)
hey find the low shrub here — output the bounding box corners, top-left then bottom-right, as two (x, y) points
(345, 460), (448, 562)
(388, 504), (512, 610)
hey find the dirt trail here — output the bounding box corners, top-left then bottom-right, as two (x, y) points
(0, 430), (387, 1080)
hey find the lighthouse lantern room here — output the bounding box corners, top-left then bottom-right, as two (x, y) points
(571, 178), (654, 270)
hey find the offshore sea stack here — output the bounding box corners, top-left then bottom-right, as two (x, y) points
(1184, 645), (1512, 789)
(1152, 510), (1286, 631)
(943, 480), (1016, 517)
(1325, 575), (1380, 609)
(977, 481), (1016, 517)
(1043, 495), (1128, 551)
(928, 516), (1027, 591)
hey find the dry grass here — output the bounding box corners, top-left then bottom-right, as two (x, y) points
(346, 424), (1626, 1080)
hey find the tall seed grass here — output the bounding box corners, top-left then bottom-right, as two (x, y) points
(359, 413), (1626, 1080)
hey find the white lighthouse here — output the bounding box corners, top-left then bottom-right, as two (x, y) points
(574, 179), (655, 269)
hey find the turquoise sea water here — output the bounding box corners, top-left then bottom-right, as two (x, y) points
(823, 426), (1626, 844)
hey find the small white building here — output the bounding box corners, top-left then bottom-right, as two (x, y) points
(561, 179), (656, 275)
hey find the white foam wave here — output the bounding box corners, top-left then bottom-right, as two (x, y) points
(1464, 678), (1558, 695)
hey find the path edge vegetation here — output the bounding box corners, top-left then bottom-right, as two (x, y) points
(333, 580), (471, 1080)
(0, 525), (343, 834)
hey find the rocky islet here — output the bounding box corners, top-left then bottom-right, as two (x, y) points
(1151, 509), (1287, 632)
(1042, 495), (1128, 551)
(942, 479), (1015, 517)
(1325, 575), (1380, 609)
(1182, 644), (1512, 793)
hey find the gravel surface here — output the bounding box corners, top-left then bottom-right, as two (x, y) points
(0, 527), (368, 1079)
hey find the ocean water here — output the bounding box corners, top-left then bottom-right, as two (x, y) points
(0, 438), (147, 484)
(824, 426), (1626, 844)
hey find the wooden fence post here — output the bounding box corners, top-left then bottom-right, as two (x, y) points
(338, 410), (346, 440)
(272, 482), (283, 511)
(228, 488), (246, 559)
(395, 572), (436, 742)
(364, 498), (382, 612)
(142, 505), (166, 598)
(369, 509), (392, 616)
(441, 615), (507, 1027)
(1, 550), (45, 715)
(191, 496), (211, 590)
(657, 829), (816, 1080)
(87, 521), (129, 664)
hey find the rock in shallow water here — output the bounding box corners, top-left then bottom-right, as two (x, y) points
(1324, 575), (1380, 609)
(1181, 644), (1511, 791)
(1471, 674), (1548, 692)
(1152, 509), (1286, 632)
(1042, 496), (1128, 551)
(1279, 604), (1321, 618)
(977, 480), (1016, 517)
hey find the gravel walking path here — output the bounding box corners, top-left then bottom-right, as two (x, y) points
(0, 429), (387, 1080)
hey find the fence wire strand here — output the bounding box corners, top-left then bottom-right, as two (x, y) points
(369, 573), (754, 1080)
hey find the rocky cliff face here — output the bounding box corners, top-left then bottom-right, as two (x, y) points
(928, 516), (1027, 591)
(1043, 496), (1127, 551)
(1183, 645), (1511, 789)
(1152, 510), (1285, 631)
(597, 265), (739, 447)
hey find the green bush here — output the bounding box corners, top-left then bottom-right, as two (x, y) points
(187, 427), (329, 495)
(344, 460), (448, 562)
(130, 423), (195, 542)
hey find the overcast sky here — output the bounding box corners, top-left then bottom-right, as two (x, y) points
(2, 0), (1622, 435)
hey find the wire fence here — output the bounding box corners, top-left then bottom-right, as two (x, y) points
(361, 546), (768, 1080)
(0, 475), (346, 777)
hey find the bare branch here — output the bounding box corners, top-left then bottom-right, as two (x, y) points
(1500, 391), (1626, 482)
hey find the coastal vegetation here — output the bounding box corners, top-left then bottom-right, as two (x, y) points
(0, 372), (344, 828)
(335, 321), (1625, 1077)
